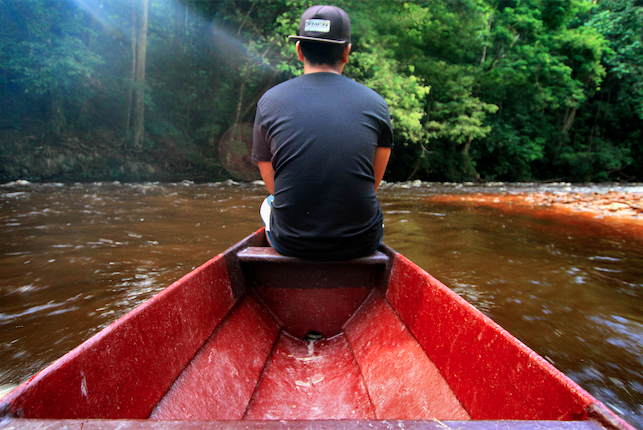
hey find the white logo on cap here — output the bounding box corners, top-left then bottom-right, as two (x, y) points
(305, 19), (331, 33)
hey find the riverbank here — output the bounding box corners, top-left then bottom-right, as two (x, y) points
(375, 180), (643, 230)
(0, 128), (227, 183)
(426, 190), (643, 222)
(414, 190), (643, 247)
(518, 191), (643, 219)
(377, 180), (643, 221)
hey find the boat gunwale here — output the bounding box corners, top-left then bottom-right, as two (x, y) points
(0, 418), (610, 430)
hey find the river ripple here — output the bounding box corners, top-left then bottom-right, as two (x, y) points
(1, 181), (642, 427)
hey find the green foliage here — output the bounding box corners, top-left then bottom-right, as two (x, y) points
(588, 0), (643, 119)
(343, 2), (430, 142)
(467, 0), (619, 181)
(2, 0), (103, 134)
(0, 0), (641, 182)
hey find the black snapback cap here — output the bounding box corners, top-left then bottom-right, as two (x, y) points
(288, 5), (351, 45)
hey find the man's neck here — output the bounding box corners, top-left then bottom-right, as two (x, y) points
(303, 62), (344, 75)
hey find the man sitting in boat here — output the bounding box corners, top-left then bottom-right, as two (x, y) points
(252, 5), (393, 261)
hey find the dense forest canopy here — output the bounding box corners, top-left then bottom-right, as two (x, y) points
(1, 0), (641, 182)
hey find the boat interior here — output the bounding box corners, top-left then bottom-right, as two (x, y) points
(0, 229), (628, 430)
(150, 244), (468, 421)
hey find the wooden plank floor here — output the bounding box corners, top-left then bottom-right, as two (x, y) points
(245, 333), (375, 419)
(149, 288), (470, 421)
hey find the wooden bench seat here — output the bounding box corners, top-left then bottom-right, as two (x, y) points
(237, 247), (389, 265)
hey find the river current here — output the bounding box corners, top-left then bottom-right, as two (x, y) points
(1, 181), (642, 427)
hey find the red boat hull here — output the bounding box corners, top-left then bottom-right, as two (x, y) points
(0, 229), (633, 430)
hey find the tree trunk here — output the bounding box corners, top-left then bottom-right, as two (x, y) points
(480, 13), (492, 68)
(125, 3), (136, 135)
(50, 87), (65, 136)
(562, 106), (576, 135)
(132, 0), (149, 149)
(461, 136), (480, 180)
(235, 66), (251, 124)
(79, 12), (96, 129)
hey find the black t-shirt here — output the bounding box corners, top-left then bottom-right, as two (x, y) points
(252, 72), (393, 261)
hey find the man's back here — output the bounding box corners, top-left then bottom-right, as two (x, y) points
(253, 72), (393, 261)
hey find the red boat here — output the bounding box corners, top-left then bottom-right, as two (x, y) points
(0, 229), (634, 430)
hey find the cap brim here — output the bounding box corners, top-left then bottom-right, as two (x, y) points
(288, 35), (347, 44)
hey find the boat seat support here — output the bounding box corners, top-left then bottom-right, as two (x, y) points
(236, 247), (390, 338)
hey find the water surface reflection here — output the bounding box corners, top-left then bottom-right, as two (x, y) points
(1, 181), (642, 426)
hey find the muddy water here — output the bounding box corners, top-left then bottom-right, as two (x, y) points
(1, 181), (642, 427)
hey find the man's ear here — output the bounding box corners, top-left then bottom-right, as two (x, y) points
(296, 41), (305, 62)
(342, 43), (351, 64)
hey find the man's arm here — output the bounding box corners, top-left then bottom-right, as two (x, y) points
(373, 146), (391, 192)
(258, 161), (275, 195)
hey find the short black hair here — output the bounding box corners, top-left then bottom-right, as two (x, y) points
(299, 40), (347, 66)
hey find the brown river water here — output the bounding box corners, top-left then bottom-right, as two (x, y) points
(1, 181), (642, 427)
